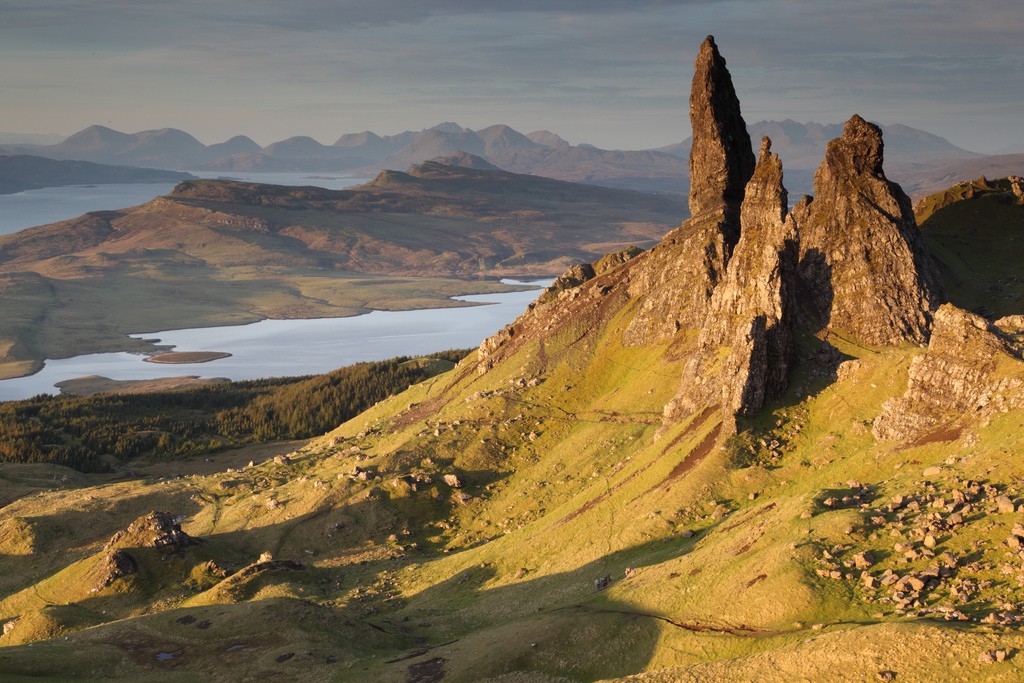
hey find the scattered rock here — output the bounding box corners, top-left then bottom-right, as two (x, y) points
(978, 649), (1009, 664)
(853, 551), (876, 569)
(996, 495), (1016, 514)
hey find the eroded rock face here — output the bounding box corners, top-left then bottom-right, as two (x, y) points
(796, 115), (942, 345)
(873, 304), (1024, 441)
(477, 39), (949, 431)
(688, 35), (755, 235)
(92, 549), (139, 592)
(665, 138), (798, 421)
(623, 35), (756, 345)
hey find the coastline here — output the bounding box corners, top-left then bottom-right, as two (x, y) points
(0, 278), (551, 400)
(144, 351), (232, 365)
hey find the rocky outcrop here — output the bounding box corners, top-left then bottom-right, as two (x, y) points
(623, 36), (756, 344)
(665, 138), (798, 421)
(89, 512), (197, 593)
(92, 549), (139, 592)
(796, 115), (942, 345)
(478, 38), (948, 428)
(533, 262), (596, 307)
(687, 35), (756, 235)
(474, 37), (758, 363)
(873, 304), (1024, 441)
(104, 511), (196, 554)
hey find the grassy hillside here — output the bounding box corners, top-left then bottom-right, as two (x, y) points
(918, 176), (1024, 318)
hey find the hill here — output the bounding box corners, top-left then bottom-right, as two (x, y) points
(1, 36), (1023, 682)
(0, 155), (193, 195)
(0, 157), (683, 379)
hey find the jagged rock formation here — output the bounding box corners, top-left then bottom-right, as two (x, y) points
(623, 35), (756, 344)
(88, 512), (197, 593)
(796, 115), (942, 345)
(91, 550), (139, 592)
(873, 305), (1024, 441)
(533, 262), (597, 307)
(482, 38), (945, 424)
(666, 138), (798, 421)
(687, 35), (756, 232)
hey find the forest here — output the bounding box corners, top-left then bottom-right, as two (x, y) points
(0, 350), (468, 472)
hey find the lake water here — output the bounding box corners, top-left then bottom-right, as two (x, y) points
(0, 172), (370, 234)
(0, 282), (548, 401)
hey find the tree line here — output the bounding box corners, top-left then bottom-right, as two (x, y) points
(0, 350), (468, 472)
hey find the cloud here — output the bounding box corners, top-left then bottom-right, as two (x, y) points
(1, 0), (1021, 151)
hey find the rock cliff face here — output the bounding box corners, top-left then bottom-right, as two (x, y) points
(687, 35), (756, 235)
(665, 138), (798, 421)
(622, 35), (756, 344)
(796, 115), (942, 345)
(873, 305), (1024, 442)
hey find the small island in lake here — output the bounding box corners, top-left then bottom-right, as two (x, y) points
(144, 351), (232, 364)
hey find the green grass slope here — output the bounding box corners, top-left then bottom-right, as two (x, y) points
(918, 176), (1024, 318)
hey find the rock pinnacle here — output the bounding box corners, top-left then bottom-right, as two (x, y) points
(688, 34), (756, 245)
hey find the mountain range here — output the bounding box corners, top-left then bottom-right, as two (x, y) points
(3, 117), (1017, 199)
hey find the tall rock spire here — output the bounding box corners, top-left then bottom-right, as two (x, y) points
(795, 115), (942, 345)
(665, 137), (798, 422)
(688, 35), (756, 246)
(624, 36), (757, 343)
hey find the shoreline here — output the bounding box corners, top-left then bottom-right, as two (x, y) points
(0, 278), (551, 398)
(144, 351), (232, 365)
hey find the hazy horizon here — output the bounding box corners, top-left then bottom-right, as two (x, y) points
(3, 1), (1022, 155)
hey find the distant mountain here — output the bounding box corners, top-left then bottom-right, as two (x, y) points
(203, 135), (261, 160)
(115, 128), (207, 168)
(527, 130), (571, 149)
(47, 124), (136, 160)
(10, 120), (1016, 199)
(197, 152), (293, 172)
(0, 154), (194, 195)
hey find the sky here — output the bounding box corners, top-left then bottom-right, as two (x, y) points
(2, 0), (1022, 153)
